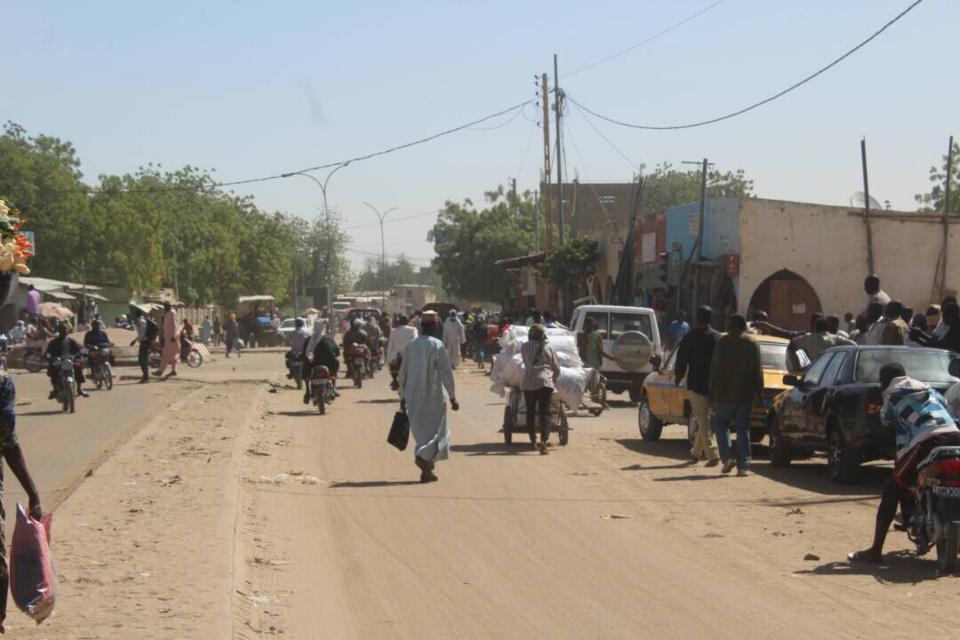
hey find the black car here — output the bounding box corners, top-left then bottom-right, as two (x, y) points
(767, 345), (958, 483)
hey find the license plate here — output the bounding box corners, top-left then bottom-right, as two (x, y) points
(932, 486), (960, 498)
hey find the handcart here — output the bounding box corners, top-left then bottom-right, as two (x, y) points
(578, 369), (608, 417)
(501, 385), (569, 446)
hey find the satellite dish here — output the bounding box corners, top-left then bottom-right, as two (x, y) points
(850, 191), (883, 210)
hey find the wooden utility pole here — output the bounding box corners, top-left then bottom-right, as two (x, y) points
(860, 138), (876, 275)
(541, 73), (553, 252)
(554, 54), (565, 244)
(534, 188), (540, 252)
(940, 135), (954, 300)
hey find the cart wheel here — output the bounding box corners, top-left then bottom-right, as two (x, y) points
(559, 410), (569, 446)
(590, 407), (602, 417)
(503, 406), (513, 444)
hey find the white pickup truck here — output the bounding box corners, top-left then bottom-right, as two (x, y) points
(569, 304), (662, 402)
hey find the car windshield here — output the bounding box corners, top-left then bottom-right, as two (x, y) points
(281, 319), (296, 329)
(855, 349), (958, 384)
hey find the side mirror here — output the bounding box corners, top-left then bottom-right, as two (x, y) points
(783, 374), (801, 387)
(649, 354), (662, 371)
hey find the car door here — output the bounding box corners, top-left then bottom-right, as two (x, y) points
(804, 351), (847, 446)
(656, 347), (683, 421)
(781, 352), (834, 441)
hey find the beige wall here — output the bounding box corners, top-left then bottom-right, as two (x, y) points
(738, 198), (959, 318)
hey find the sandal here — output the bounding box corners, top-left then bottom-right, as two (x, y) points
(847, 549), (882, 563)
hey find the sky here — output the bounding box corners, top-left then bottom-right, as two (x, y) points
(2, 0), (956, 272)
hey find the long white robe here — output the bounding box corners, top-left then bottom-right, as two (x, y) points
(442, 318), (466, 369)
(398, 336), (456, 462)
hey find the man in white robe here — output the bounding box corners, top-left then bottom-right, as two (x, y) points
(442, 310), (466, 370)
(399, 312), (459, 482)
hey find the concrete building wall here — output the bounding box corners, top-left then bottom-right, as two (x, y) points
(737, 198), (959, 319)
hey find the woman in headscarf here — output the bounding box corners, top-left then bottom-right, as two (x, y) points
(519, 324), (561, 454)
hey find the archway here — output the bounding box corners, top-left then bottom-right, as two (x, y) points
(748, 269), (822, 331)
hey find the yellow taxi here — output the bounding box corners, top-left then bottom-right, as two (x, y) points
(637, 335), (797, 442)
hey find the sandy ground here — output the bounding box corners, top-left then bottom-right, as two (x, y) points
(9, 352), (960, 638)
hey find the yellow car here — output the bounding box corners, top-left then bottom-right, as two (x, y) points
(637, 335), (798, 442)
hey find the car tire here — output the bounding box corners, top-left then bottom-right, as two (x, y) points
(638, 394), (663, 442)
(767, 415), (793, 467)
(827, 427), (859, 484)
(503, 406), (513, 444)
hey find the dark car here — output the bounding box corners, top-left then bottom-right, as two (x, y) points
(767, 345), (958, 483)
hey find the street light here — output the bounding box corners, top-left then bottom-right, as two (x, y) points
(282, 162), (351, 320)
(362, 201), (398, 313)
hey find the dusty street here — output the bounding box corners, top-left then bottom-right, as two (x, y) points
(8, 352), (958, 638)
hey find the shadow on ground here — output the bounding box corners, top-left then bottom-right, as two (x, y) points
(329, 480), (422, 488)
(451, 442), (533, 457)
(795, 550), (941, 585)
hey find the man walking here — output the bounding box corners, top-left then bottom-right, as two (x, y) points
(667, 311), (690, 348)
(398, 312), (458, 483)
(442, 310), (466, 370)
(153, 302), (180, 379)
(709, 314), (764, 477)
(675, 306), (720, 466)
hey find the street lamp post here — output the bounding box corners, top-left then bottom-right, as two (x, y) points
(362, 201), (398, 314)
(282, 162), (350, 318)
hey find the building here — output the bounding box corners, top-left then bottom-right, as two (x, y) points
(650, 197), (959, 330)
(386, 284), (436, 316)
(494, 253), (548, 312)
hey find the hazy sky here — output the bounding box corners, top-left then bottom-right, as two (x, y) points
(3, 0), (954, 271)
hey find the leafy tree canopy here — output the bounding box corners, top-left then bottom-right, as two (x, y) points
(915, 141), (960, 213)
(641, 162), (754, 212)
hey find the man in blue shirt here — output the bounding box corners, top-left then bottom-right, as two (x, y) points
(667, 311), (690, 348)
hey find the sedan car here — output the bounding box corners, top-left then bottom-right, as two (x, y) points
(279, 318), (313, 345)
(767, 345), (958, 483)
(638, 335), (799, 443)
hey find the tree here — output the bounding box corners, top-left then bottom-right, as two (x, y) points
(428, 186), (537, 304)
(915, 140), (960, 213)
(539, 237), (599, 301)
(354, 255), (417, 292)
(641, 162), (754, 212)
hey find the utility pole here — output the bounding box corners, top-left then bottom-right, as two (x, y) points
(363, 201), (398, 314)
(554, 54), (565, 245)
(860, 138), (876, 275)
(681, 158), (714, 261)
(534, 189), (540, 252)
(511, 177), (518, 216)
(939, 135), (954, 300)
(541, 73), (553, 252)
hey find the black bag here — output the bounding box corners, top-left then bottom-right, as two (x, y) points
(387, 410), (410, 451)
(145, 318), (160, 341)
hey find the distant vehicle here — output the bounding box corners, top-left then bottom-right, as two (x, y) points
(279, 318), (313, 345)
(638, 335), (804, 443)
(768, 345), (958, 483)
(346, 308), (382, 325)
(568, 305), (661, 402)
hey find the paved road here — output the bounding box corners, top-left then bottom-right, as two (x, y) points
(237, 361), (957, 639)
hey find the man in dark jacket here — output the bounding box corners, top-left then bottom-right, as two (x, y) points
(675, 306), (720, 466)
(708, 314), (764, 476)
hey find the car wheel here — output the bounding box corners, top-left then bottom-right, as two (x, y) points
(827, 428), (859, 483)
(767, 415), (793, 467)
(637, 394), (663, 442)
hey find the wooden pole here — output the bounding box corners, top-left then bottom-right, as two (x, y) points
(860, 138), (876, 275)
(541, 73), (553, 252)
(940, 135), (954, 300)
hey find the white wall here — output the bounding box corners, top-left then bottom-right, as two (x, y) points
(738, 198), (959, 317)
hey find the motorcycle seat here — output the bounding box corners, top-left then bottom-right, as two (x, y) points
(918, 446), (960, 471)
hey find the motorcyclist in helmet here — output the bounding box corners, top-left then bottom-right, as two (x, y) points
(44, 323), (88, 399)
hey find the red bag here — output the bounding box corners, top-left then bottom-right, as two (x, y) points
(9, 504), (56, 624)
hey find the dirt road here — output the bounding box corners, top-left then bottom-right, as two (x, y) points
(11, 353), (958, 638)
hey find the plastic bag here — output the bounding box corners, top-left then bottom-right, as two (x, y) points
(556, 367), (589, 409)
(10, 504), (56, 624)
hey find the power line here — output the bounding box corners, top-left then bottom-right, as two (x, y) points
(47, 99), (536, 195)
(341, 208), (440, 231)
(570, 101), (638, 170)
(567, 0), (926, 131)
(564, 0), (727, 79)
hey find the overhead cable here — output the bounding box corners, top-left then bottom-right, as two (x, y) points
(567, 0), (926, 130)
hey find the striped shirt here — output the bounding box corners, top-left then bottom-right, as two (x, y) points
(520, 340), (561, 392)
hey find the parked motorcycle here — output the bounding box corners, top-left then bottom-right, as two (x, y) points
(51, 355), (78, 413)
(907, 446), (960, 573)
(309, 365), (337, 415)
(286, 352), (304, 390)
(149, 341), (204, 369)
(87, 346), (114, 391)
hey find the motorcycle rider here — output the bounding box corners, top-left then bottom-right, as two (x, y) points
(365, 316), (382, 366)
(849, 362), (960, 563)
(342, 319), (368, 378)
(285, 318), (311, 379)
(303, 326), (340, 404)
(83, 319), (112, 349)
(7, 320), (26, 345)
(43, 323), (88, 399)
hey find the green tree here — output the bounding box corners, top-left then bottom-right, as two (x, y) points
(641, 162), (754, 212)
(428, 186), (536, 304)
(539, 237), (599, 301)
(354, 255), (417, 292)
(915, 141), (960, 213)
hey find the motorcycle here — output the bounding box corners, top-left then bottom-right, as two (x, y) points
(0, 333), (7, 370)
(347, 344), (370, 389)
(24, 345), (45, 373)
(51, 355), (78, 414)
(309, 365), (337, 415)
(87, 345), (114, 391)
(370, 342), (384, 374)
(907, 445), (960, 573)
(389, 354), (402, 392)
(286, 352), (304, 390)
(149, 340), (204, 369)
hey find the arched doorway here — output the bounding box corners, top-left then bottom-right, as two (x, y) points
(748, 269), (822, 331)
